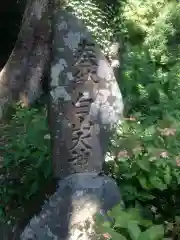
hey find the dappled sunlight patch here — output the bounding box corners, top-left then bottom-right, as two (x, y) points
(176, 158), (180, 167)
(158, 127), (176, 137)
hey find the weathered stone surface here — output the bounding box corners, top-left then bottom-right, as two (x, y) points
(21, 173), (121, 239)
(48, 7), (124, 178)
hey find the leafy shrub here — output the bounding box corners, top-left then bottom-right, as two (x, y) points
(97, 204), (164, 240)
(100, 0), (180, 239)
(0, 105), (51, 222)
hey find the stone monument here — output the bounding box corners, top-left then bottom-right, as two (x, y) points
(48, 7), (123, 179)
(20, 3), (124, 239)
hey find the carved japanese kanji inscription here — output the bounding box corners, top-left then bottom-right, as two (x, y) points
(73, 39), (99, 84)
(67, 39), (98, 166)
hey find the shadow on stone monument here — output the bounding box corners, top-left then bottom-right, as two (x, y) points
(4, 3), (124, 240)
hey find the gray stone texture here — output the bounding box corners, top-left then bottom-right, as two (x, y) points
(48, 7), (124, 178)
(21, 173), (121, 240)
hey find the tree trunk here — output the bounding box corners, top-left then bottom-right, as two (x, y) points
(0, 1), (53, 238)
(0, 0), (52, 120)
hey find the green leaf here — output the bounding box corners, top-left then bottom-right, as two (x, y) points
(127, 208), (152, 227)
(108, 204), (124, 219)
(26, 181), (38, 198)
(137, 159), (151, 172)
(102, 221), (112, 228)
(175, 216), (180, 223)
(102, 227), (127, 240)
(127, 208), (142, 221)
(138, 225), (164, 240)
(127, 221), (141, 240)
(139, 219), (153, 228)
(163, 166), (172, 185)
(137, 192), (155, 201)
(145, 125), (156, 136)
(148, 175), (167, 190)
(95, 213), (106, 225)
(138, 175), (150, 189)
(114, 212), (132, 228)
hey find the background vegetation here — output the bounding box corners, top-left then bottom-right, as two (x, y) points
(1, 0), (180, 239)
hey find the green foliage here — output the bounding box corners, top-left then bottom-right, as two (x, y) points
(97, 204), (164, 240)
(0, 105), (51, 222)
(102, 0), (180, 239)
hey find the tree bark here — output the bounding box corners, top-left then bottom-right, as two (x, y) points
(0, 1), (53, 238)
(0, 0), (52, 120)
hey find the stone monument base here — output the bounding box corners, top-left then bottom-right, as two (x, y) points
(21, 172), (121, 239)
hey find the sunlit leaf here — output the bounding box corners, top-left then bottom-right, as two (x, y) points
(138, 225), (164, 240)
(127, 221), (141, 240)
